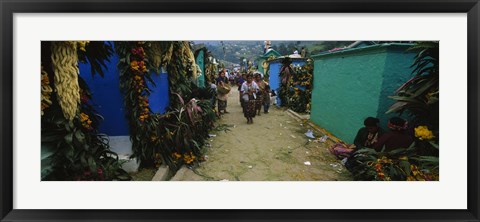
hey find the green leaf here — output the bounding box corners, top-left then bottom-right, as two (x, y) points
(87, 156), (97, 172)
(429, 141), (439, 149)
(398, 160), (411, 176)
(42, 132), (63, 143)
(41, 143), (57, 160)
(64, 133), (74, 144)
(74, 130), (85, 144)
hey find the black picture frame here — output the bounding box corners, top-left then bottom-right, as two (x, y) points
(1, 0), (479, 221)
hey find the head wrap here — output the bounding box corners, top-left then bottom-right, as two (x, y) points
(388, 119), (408, 131)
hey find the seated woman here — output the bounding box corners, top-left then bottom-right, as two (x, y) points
(373, 117), (414, 153)
(331, 117), (383, 161)
(354, 117), (385, 149)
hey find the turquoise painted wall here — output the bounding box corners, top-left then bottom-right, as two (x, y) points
(376, 47), (417, 130)
(310, 44), (416, 143)
(196, 50), (205, 87)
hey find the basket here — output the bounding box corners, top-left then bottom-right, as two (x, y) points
(217, 84), (231, 94)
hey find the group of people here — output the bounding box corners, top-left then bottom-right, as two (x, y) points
(210, 69), (272, 124)
(330, 116), (414, 163)
(353, 116), (414, 153)
(239, 73), (271, 124)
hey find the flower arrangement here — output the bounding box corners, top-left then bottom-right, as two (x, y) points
(116, 41), (159, 167)
(279, 58), (314, 113)
(116, 41), (217, 173)
(350, 146), (439, 181)
(41, 41), (131, 181)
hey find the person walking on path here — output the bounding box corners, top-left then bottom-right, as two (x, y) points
(241, 74), (259, 124)
(216, 70), (230, 115)
(236, 73), (246, 111)
(263, 85), (271, 114)
(254, 73), (268, 116)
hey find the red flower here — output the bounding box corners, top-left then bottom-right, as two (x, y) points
(81, 94), (89, 104)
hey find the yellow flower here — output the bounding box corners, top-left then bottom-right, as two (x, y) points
(76, 41), (90, 52)
(150, 135), (158, 142)
(414, 126), (435, 140)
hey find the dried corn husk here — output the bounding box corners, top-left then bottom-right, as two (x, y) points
(51, 41), (80, 120)
(149, 41), (163, 73)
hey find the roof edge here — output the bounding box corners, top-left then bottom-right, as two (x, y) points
(311, 43), (415, 59)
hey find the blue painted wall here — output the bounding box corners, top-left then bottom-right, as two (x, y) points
(79, 47), (129, 136)
(78, 41), (170, 136)
(310, 43), (416, 143)
(147, 70), (170, 114)
(268, 58), (306, 106)
(268, 61), (282, 91)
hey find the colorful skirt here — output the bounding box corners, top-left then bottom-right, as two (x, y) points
(217, 99), (227, 111)
(263, 94), (271, 105)
(243, 97), (256, 118)
(255, 92), (263, 110)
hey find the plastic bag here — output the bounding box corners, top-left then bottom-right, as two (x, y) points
(329, 142), (356, 159)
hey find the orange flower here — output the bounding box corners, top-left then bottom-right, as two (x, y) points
(130, 61), (140, 71)
(172, 152), (182, 159)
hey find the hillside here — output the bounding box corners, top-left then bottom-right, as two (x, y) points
(193, 41), (355, 65)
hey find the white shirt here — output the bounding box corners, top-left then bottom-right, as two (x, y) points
(240, 81), (259, 101)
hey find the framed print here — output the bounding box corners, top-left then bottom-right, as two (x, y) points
(1, 0), (479, 221)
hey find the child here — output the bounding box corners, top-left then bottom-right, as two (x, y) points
(270, 89), (277, 106)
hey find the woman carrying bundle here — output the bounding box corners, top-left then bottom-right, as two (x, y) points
(216, 70), (230, 115)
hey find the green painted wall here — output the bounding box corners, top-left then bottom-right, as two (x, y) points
(310, 44), (416, 143)
(376, 47), (417, 131)
(196, 50), (205, 87)
(257, 57), (265, 75)
(256, 49), (281, 76)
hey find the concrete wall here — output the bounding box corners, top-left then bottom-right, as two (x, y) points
(310, 44), (415, 143)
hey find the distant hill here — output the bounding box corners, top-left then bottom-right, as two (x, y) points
(192, 40), (355, 66)
(194, 41), (264, 66)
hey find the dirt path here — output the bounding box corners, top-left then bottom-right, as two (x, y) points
(171, 89), (352, 181)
